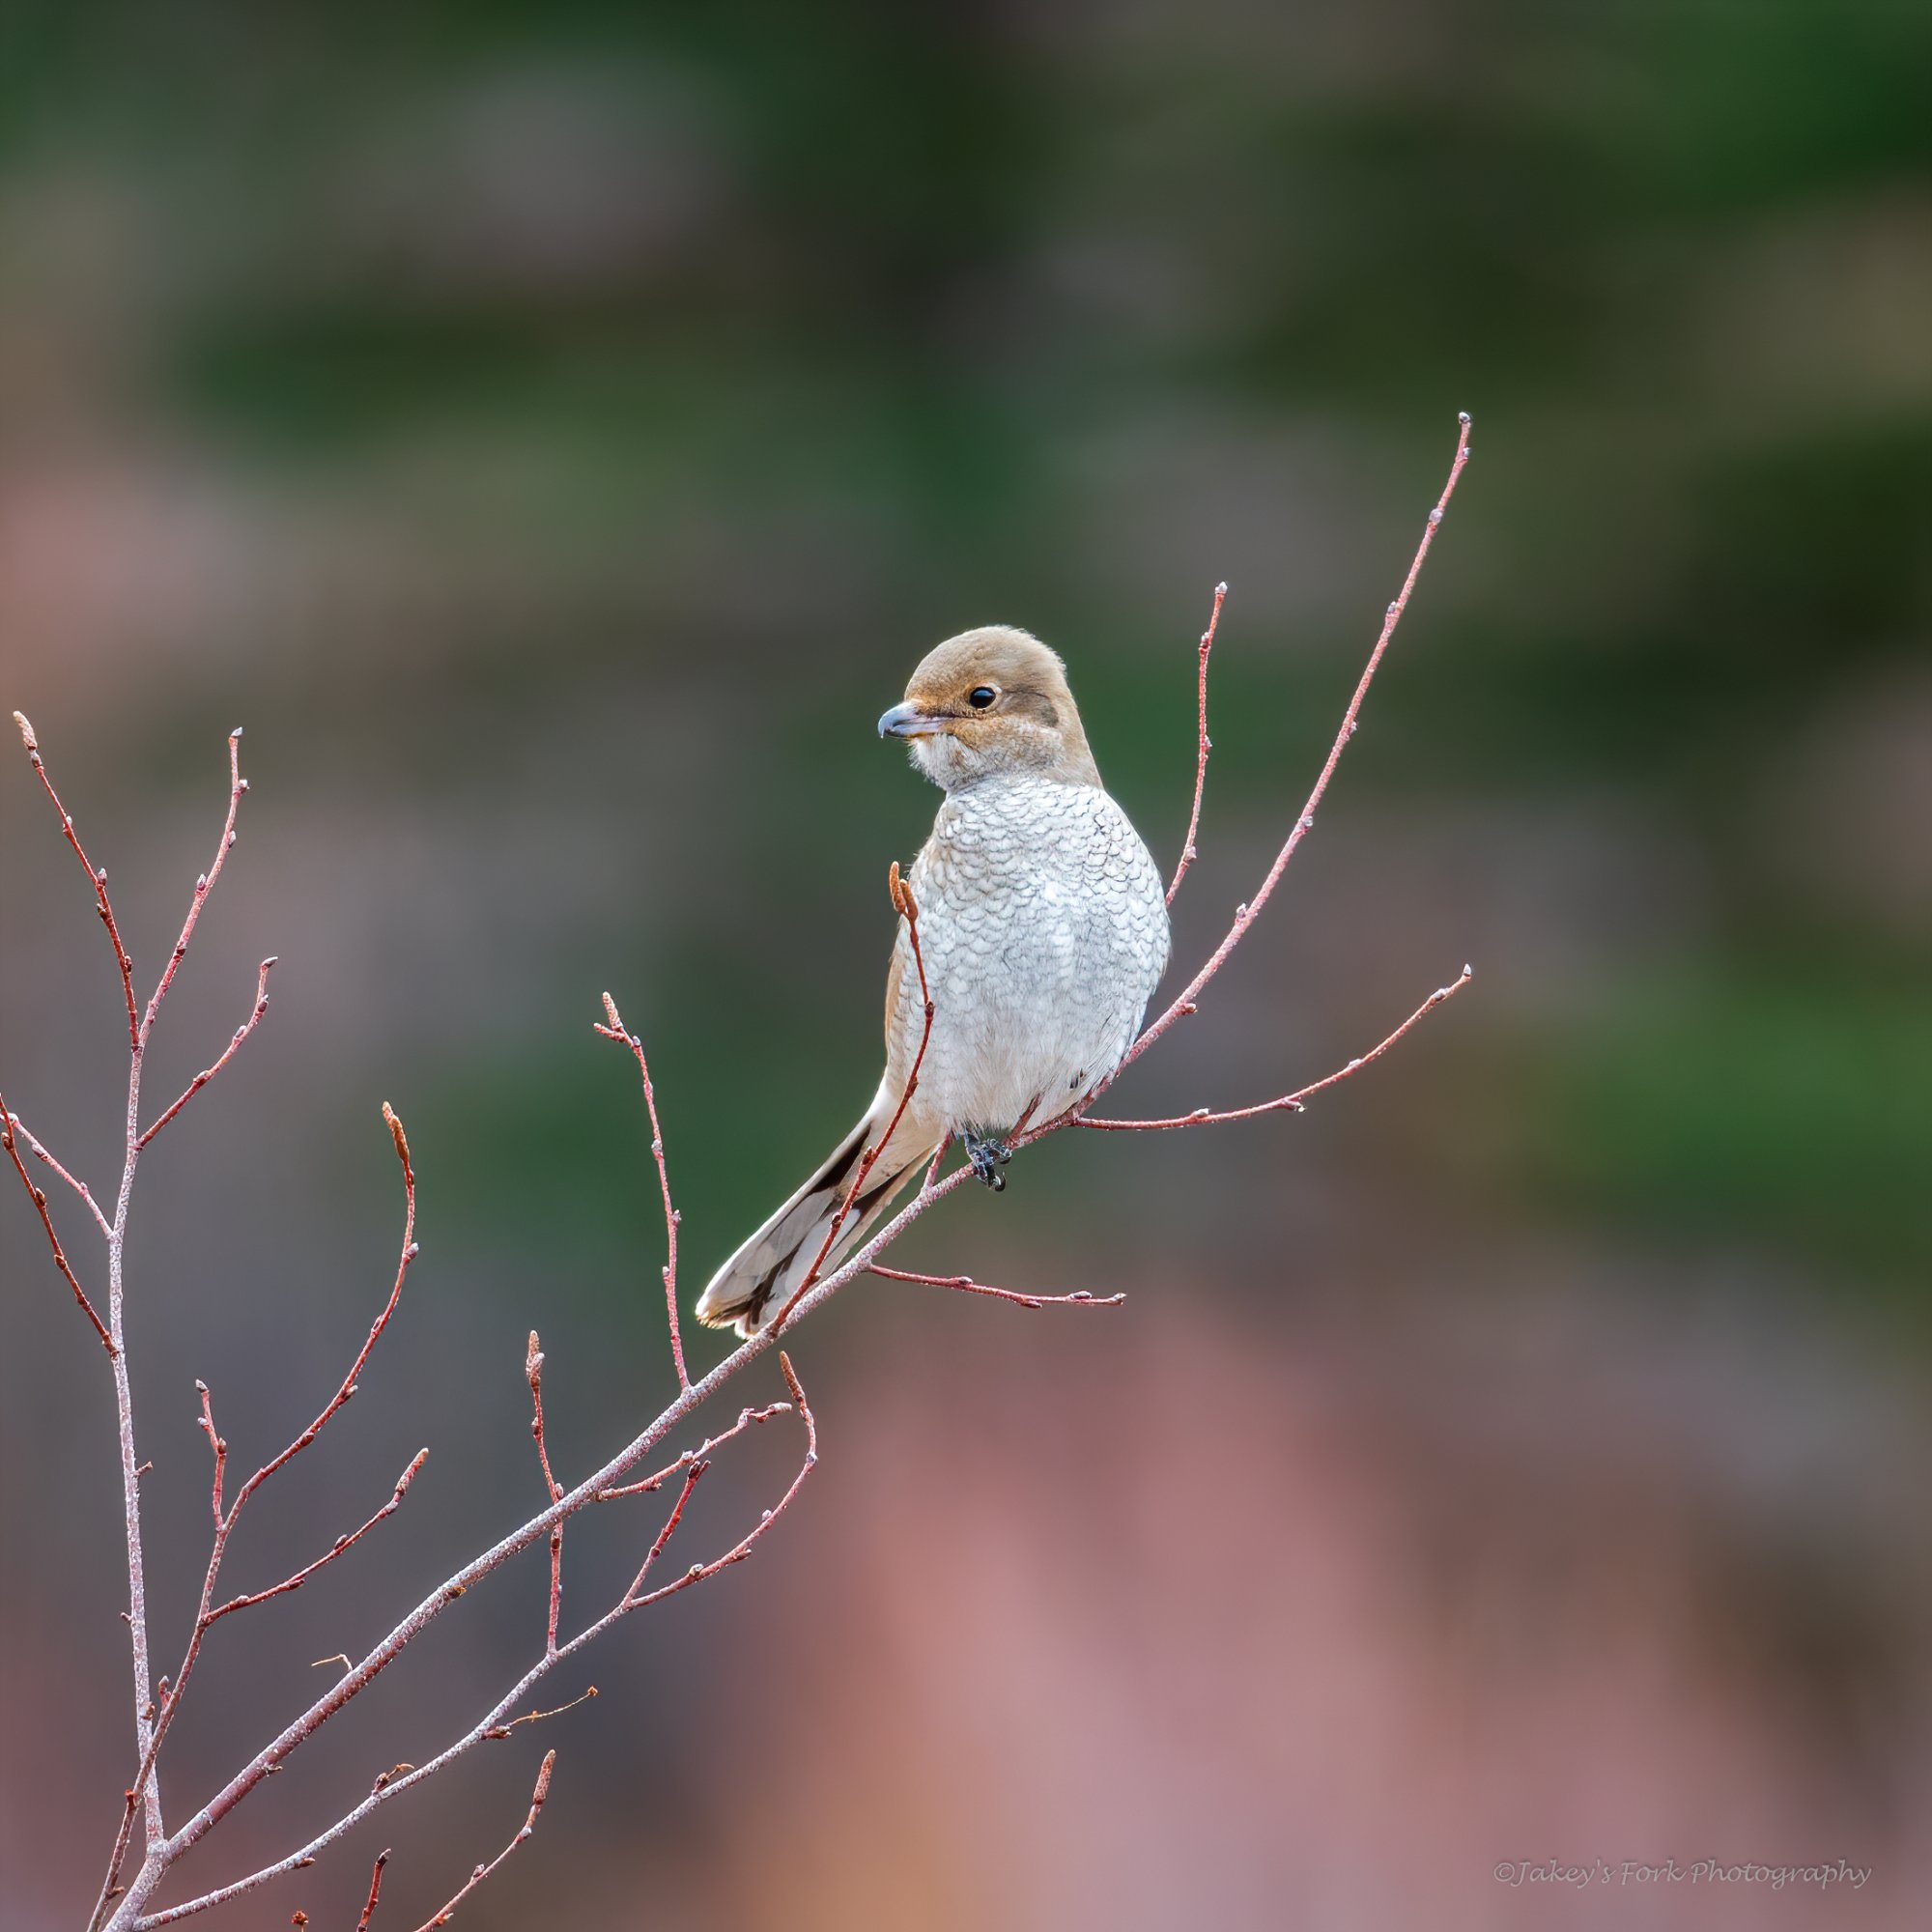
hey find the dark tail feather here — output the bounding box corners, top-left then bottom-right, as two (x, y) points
(696, 1109), (936, 1338)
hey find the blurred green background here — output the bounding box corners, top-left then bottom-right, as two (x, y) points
(2, 3), (1927, 1927)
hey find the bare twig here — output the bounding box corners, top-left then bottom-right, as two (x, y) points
(595, 1400), (792, 1502)
(407, 1749), (554, 1932)
(14, 709), (138, 1046)
(208, 1449), (428, 1624)
(7, 1109), (112, 1237)
(867, 1264), (1125, 1312)
(482, 1686), (597, 1741)
(1110, 413), (1472, 1088)
(1165, 582), (1226, 905)
(138, 958), (276, 1148)
(138, 729), (246, 1047)
(920, 1134), (951, 1196)
(1, 1096), (114, 1352)
(1079, 966), (1473, 1131)
(355, 1850), (389, 1932)
(594, 996), (690, 1389)
(526, 1332), (565, 1655)
(240, 1103), (418, 1499)
(623, 1461), (707, 1604)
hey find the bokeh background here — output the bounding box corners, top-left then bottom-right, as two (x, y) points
(3, 3), (1928, 1926)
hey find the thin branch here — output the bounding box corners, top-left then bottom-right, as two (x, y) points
(14, 711), (139, 1047)
(1165, 582), (1226, 905)
(594, 997), (689, 1389)
(1079, 966), (1472, 1131)
(205, 1448), (428, 1626)
(198, 1382), (226, 1524)
(867, 1264), (1125, 1312)
(7, 1110), (113, 1237)
(407, 1749), (554, 1932)
(0, 1096), (114, 1353)
(595, 1400), (791, 1502)
(622, 1461), (706, 1604)
(774, 862), (933, 1332)
(920, 1134), (951, 1196)
(233, 1103), (418, 1504)
(1110, 413), (1472, 1088)
(355, 1851), (389, 1932)
(139, 730), (247, 1045)
(621, 1352), (817, 1618)
(482, 1687), (597, 1742)
(138, 958), (276, 1148)
(526, 1333), (565, 1656)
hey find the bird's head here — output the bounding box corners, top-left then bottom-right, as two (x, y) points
(877, 626), (1100, 792)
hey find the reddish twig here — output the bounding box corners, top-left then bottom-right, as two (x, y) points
(242, 1103), (418, 1499)
(1, 1096), (114, 1353)
(1165, 582), (1226, 905)
(624, 1461), (707, 1604)
(526, 1332), (565, 1655)
(773, 863), (934, 1332)
(1108, 413), (1472, 1089)
(14, 710), (138, 1047)
(138, 730), (246, 1047)
(7, 1109), (113, 1237)
(594, 997), (690, 1389)
(355, 1851), (389, 1931)
(1079, 966), (1473, 1131)
(138, 958), (277, 1148)
(408, 1749), (555, 1932)
(595, 1400), (792, 1501)
(867, 1264), (1125, 1312)
(622, 1351), (818, 1613)
(920, 1134), (951, 1195)
(197, 1382), (225, 1523)
(207, 1448), (428, 1625)
(482, 1686), (597, 1741)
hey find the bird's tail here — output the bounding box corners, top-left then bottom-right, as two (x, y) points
(696, 1096), (940, 1339)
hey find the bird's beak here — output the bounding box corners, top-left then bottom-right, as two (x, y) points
(878, 700), (942, 739)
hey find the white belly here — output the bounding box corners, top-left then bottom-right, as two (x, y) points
(889, 775), (1170, 1134)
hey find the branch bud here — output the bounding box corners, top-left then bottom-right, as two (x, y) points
(13, 711), (36, 753)
(382, 1101), (411, 1172)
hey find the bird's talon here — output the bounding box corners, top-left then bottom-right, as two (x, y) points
(964, 1132), (1013, 1190)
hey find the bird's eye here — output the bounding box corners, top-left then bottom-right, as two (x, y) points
(968, 686), (997, 709)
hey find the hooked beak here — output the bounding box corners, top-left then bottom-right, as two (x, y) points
(877, 700), (943, 739)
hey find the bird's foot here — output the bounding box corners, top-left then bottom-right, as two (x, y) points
(963, 1130), (1013, 1192)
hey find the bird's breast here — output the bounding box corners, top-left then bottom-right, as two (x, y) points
(891, 778), (1169, 1132)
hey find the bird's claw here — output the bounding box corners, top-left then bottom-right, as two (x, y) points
(963, 1131), (1012, 1192)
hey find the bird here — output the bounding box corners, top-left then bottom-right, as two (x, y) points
(695, 625), (1171, 1337)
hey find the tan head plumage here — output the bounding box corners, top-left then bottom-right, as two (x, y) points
(877, 625), (1099, 791)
